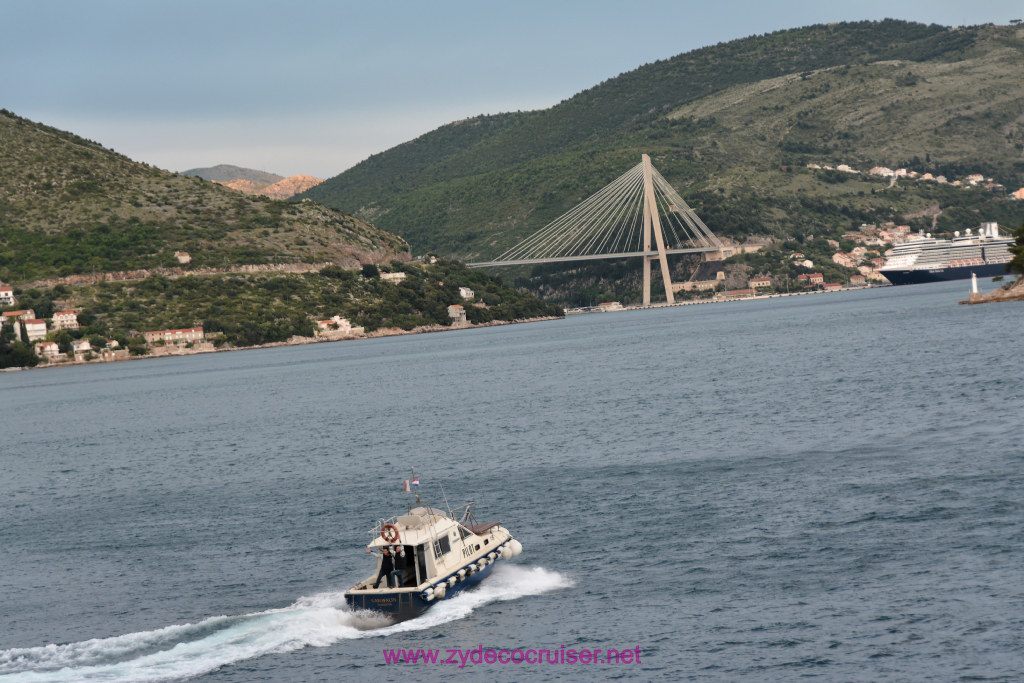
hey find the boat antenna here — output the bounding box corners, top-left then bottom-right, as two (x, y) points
(440, 481), (453, 519)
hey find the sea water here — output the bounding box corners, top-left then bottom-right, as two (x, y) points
(1, 279), (1022, 681)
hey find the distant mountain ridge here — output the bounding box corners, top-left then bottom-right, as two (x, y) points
(183, 164), (284, 185)
(299, 20), (1024, 261)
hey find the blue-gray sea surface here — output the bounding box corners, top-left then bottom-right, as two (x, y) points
(1, 279), (1022, 681)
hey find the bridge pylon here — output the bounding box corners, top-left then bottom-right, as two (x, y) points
(641, 153), (674, 306)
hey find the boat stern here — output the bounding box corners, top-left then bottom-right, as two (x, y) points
(344, 588), (430, 622)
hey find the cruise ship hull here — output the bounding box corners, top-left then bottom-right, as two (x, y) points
(880, 262), (1009, 286)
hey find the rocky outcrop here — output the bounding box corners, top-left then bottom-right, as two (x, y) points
(215, 174), (324, 200)
(259, 174), (323, 199)
(961, 276), (1024, 304)
(218, 178), (267, 194)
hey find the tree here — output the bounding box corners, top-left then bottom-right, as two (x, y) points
(1009, 223), (1024, 278)
(0, 338), (38, 368)
(126, 336), (148, 356)
(54, 329), (74, 354)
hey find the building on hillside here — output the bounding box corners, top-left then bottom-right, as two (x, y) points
(1, 309), (35, 324)
(174, 251), (191, 264)
(832, 253), (856, 268)
(0, 286), (14, 306)
(709, 243), (765, 260)
(143, 327), (205, 344)
(1013, 187), (1024, 200)
(447, 304), (467, 324)
(748, 275), (773, 289)
(315, 315), (363, 336)
(677, 260), (725, 292)
(381, 272), (407, 283)
(52, 310), (80, 330)
(824, 283), (843, 292)
(24, 319), (47, 341)
(849, 274), (866, 286)
(35, 341), (60, 359)
(797, 273), (824, 287)
(458, 286), (475, 300)
(72, 339), (92, 354)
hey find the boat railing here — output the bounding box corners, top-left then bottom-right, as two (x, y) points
(369, 503), (470, 538)
(369, 515), (399, 537)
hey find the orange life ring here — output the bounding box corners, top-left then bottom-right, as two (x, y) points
(380, 523), (400, 543)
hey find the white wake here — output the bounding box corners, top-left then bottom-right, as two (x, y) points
(0, 565), (571, 682)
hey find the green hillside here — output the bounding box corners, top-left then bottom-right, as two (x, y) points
(301, 21), (1024, 262)
(0, 110), (408, 284)
(0, 111), (563, 368)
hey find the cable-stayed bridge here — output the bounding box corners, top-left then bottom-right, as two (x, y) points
(468, 154), (725, 305)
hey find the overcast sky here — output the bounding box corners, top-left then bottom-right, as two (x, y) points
(2, 1), (1020, 178)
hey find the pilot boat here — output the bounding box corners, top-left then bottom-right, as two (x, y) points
(344, 485), (522, 622)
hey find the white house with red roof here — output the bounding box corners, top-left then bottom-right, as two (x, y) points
(1, 309), (35, 324)
(317, 315), (352, 334)
(35, 341), (60, 359)
(52, 310), (80, 330)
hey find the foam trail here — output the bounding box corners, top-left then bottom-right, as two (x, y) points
(0, 564), (571, 682)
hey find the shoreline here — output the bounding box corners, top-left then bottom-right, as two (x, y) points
(566, 283), (887, 314)
(3, 316), (564, 372)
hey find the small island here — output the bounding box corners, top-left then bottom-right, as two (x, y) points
(962, 224), (1024, 304)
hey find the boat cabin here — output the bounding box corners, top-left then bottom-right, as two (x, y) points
(351, 505), (508, 592)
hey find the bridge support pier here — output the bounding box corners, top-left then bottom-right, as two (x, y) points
(641, 154), (675, 306)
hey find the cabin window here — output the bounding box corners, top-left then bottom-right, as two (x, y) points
(433, 535), (451, 559)
(458, 525), (473, 540)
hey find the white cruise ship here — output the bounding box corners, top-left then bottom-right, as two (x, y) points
(878, 222), (1013, 285)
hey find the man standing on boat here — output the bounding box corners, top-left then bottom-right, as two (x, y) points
(389, 546), (407, 587)
(373, 548), (394, 589)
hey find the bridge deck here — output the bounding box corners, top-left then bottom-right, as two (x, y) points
(467, 246), (720, 268)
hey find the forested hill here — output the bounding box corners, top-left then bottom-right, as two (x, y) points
(0, 110), (409, 284)
(300, 20), (1024, 259)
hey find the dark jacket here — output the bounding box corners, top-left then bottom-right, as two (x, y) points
(393, 549), (407, 571)
(380, 553), (394, 574)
